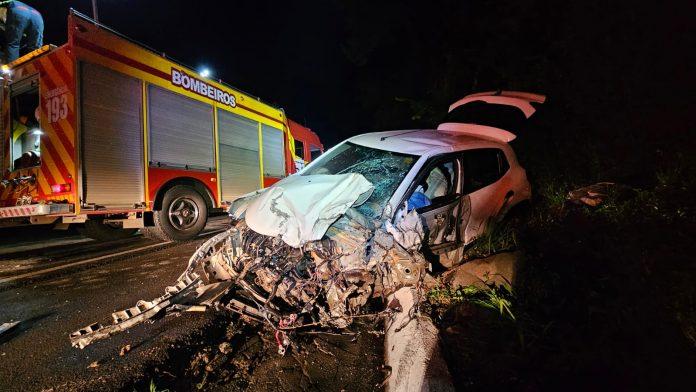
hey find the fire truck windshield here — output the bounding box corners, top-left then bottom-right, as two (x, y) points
(10, 85), (41, 170)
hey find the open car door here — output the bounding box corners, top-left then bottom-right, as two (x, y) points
(437, 90), (546, 142)
(400, 154), (465, 255)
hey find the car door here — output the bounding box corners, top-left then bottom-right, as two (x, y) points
(461, 148), (509, 243)
(400, 154), (464, 254)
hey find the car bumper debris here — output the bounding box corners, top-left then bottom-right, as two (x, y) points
(70, 176), (429, 352)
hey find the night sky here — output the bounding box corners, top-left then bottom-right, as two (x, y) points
(26, 0), (692, 150)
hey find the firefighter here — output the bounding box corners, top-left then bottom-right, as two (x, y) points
(0, 0), (43, 64)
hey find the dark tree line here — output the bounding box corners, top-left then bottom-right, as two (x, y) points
(335, 0), (693, 184)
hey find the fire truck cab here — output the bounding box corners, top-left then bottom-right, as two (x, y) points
(286, 119), (323, 174)
(0, 10), (321, 242)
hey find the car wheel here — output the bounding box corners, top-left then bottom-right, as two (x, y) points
(79, 219), (138, 241)
(142, 185), (208, 242)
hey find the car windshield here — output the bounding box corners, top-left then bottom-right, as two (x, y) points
(302, 142), (417, 219)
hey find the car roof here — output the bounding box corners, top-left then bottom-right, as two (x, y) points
(347, 128), (508, 157)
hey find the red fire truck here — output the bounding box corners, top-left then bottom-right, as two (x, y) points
(0, 10), (322, 241)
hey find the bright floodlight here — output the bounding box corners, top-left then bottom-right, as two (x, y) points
(199, 68), (211, 78)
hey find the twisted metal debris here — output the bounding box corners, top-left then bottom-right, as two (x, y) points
(70, 207), (426, 352)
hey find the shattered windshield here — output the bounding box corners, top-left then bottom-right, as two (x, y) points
(302, 142), (417, 219)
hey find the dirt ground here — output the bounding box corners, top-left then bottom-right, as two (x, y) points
(128, 314), (385, 392)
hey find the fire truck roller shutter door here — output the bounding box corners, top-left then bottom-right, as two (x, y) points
(148, 85), (214, 170)
(81, 63), (144, 207)
(261, 124), (285, 178)
(217, 109), (260, 202)
(0, 85), (4, 173)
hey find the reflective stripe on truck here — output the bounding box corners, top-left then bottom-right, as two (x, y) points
(0, 203), (72, 218)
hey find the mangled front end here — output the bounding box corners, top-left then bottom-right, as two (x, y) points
(70, 174), (426, 351)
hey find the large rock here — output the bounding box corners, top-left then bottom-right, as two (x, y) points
(443, 251), (520, 288)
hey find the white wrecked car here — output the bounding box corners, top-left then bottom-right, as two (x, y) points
(70, 91), (544, 350)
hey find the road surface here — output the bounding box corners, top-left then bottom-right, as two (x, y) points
(0, 218), (384, 392)
(0, 218), (228, 391)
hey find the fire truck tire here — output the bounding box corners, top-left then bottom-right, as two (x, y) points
(79, 220), (138, 241)
(143, 185), (208, 242)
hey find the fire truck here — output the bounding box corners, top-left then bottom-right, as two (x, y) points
(0, 10), (323, 241)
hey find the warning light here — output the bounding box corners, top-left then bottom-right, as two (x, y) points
(199, 67), (211, 78)
(51, 183), (71, 193)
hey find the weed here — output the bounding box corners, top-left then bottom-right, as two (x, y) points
(428, 283), (516, 322)
(147, 379), (169, 392)
(463, 221), (519, 260)
(536, 179), (568, 211)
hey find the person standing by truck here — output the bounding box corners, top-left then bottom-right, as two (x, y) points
(0, 0), (43, 63)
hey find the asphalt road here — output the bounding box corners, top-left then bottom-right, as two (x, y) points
(0, 217), (229, 391)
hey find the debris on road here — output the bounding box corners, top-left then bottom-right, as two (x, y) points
(0, 321), (19, 337)
(71, 174), (428, 350)
(70, 272), (203, 348)
(567, 182), (616, 207)
(119, 344), (131, 357)
(218, 342), (232, 354)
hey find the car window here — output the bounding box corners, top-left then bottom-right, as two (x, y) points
(424, 161), (456, 199)
(462, 148), (507, 193)
(407, 157), (458, 211)
(303, 142), (417, 219)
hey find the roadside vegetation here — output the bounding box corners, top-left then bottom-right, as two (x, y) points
(427, 137), (696, 390)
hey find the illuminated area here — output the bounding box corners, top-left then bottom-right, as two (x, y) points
(199, 67), (211, 78)
(10, 80), (42, 170)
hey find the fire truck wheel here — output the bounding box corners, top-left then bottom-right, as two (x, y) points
(144, 185), (208, 242)
(79, 220), (138, 241)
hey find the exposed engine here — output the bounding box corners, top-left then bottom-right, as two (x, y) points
(203, 207), (425, 330)
(70, 205), (427, 350)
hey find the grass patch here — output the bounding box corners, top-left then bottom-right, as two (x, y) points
(147, 379), (169, 392)
(463, 220), (519, 260)
(428, 283), (517, 322)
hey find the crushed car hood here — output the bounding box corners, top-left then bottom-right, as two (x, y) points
(230, 173), (374, 248)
